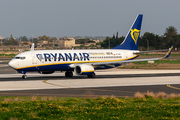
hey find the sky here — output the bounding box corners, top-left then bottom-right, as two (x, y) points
(0, 0), (180, 38)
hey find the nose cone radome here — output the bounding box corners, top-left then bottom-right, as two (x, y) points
(8, 60), (17, 69)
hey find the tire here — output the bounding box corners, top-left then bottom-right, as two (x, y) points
(69, 71), (73, 77)
(65, 71), (73, 77)
(22, 75), (27, 79)
(65, 71), (69, 77)
(91, 73), (95, 78)
(87, 73), (95, 78)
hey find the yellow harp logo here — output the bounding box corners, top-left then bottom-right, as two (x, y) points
(130, 29), (140, 45)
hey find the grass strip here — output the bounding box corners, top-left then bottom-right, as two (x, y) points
(0, 54), (16, 58)
(0, 96), (180, 119)
(0, 54), (16, 57)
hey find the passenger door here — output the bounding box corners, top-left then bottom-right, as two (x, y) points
(31, 53), (37, 64)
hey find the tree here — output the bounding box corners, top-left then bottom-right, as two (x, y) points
(100, 36), (124, 49)
(20, 36), (28, 42)
(32, 38), (39, 46)
(50, 37), (57, 42)
(164, 26), (177, 37)
(3, 35), (19, 45)
(164, 26), (178, 48)
(75, 38), (95, 44)
(139, 32), (163, 50)
(38, 35), (50, 41)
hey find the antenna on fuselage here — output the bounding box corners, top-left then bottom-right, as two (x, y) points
(30, 43), (34, 51)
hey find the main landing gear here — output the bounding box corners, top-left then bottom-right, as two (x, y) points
(65, 71), (95, 78)
(65, 71), (73, 77)
(22, 74), (27, 79)
(87, 73), (96, 78)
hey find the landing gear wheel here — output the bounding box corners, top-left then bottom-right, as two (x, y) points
(22, 75), (27, 79)
(87, 73), (95, 78)
(65, 71), (73, 77)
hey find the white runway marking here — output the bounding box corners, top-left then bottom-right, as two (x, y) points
(0, 69), (180, 91)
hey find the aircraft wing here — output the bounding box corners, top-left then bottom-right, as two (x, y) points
(92, 45), (174, 66)
(69, 45), (173, 68)
(133, 49), (169, 54)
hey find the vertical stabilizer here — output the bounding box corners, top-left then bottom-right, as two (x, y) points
(112, 14), (143, 50)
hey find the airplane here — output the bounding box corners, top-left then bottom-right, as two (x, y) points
(8, 14), (173, 79)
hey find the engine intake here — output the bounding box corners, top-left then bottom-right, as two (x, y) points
(75, 64), (94, 75)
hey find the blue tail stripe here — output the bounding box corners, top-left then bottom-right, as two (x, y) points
(112, 14), (143, 50)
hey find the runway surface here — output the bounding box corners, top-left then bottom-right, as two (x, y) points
(0, 58), (180, 97)
(0, 64), (180, 97)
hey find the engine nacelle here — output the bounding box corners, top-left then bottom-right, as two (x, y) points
(74, 64), (94, 75)
(38, 71), (55, 74)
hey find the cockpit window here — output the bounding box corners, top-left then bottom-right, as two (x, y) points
(14, 57), (26, 60)
(21, 57), (26, 60)
(14, 57), (20, 59)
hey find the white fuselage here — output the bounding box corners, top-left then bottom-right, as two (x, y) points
(9, 49), (139, 72)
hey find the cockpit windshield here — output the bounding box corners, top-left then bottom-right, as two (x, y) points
(14, 57), (26, 60)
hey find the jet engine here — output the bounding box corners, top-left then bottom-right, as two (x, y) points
(74, 64), (94, 75)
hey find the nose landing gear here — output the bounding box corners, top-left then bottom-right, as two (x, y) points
(18, 71), (27, 79)
(22, 74), (27, 79)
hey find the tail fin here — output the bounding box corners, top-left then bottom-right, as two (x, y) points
(112, 14), (143, 50)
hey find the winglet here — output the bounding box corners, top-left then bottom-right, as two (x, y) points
(164, 45), (174, 58)
(30, 43), (34, 51)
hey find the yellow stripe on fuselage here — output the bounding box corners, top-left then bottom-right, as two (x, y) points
(82, 70), (94, 73)
(15, 54), (139, 70)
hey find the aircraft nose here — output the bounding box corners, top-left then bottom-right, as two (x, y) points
(8, 60), (17, 69)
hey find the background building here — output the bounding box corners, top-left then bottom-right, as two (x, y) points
(55, 36), (75, 48)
